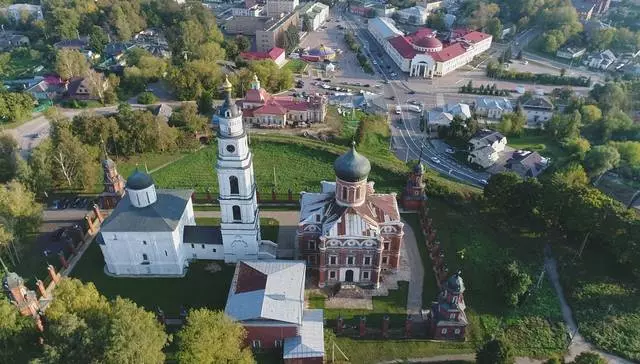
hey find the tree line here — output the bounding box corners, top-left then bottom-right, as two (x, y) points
(0, 277), (254, 363)
(486, 61), (591, 87)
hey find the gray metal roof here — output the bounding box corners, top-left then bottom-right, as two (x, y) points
(183, 226), (222, 245)
(100, 189), (193, 232)
(283, 309), (325, 359)
(225, 260), (306, 325)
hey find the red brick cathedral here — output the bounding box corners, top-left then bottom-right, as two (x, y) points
(296, 142), (404, 288)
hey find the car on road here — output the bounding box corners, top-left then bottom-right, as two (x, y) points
(395, 105), (401, 114)
(388, 95), (395, 100)
(390, 72), (397, 77)
(323, 79), (331, 82)
(480, 179), (488, 185)
(315, 77), (322, 81)
(407, 90), (416, 95)
(445, 148), (454, 154)
(409, 100), (421, 105)
(431, 157), (440, 164)
(372, 60), (378, 65)
(523, 60), (528, 65)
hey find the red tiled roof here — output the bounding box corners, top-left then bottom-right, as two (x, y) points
(268, 47), (285, 59)
(255, 102), (287, 115)
(461, 31), (490, 43)
(279, 99), (312, 111)
(413, 36), (442, 50)
(245, 88), (271, 103)
(408, 28), (435, 40)
(389, 35), (417, 59)
(240, 47), (285, 62)
(431, 43), (467, 62)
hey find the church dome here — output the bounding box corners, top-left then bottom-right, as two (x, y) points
(126, 170), (154, 190)
(413, 162), (425, 174)
(414, 36), (442, 51)
(447, 272), (465, 293)
(334, 142), (371, 182)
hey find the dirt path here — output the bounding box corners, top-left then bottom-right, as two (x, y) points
(401, 217), (425, 319)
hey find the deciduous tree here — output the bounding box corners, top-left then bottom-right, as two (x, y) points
(55, 49), (89, 80)
(584, 145), (620, 179)
(476, 339), (514, 364)
(49, 120), (98, 189)
(176, 308), (254, 364)
(495, 261), (532, 307)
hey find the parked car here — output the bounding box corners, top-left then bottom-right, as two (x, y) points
(431, 157), (440, 164)
(407, 90), (416, 95)
(445, 148), (454, 154)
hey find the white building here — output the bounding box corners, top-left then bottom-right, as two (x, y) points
(467, 130), (507, 168)
(266, 0), (299, 16)
(588, 49), (617, 70)
(98, 77), (275, 276)
(395, 6), (429, 25)
(368, 19), (492, 78)
(426, 103), (471, 128)
(232, 5), (264, 17)
(301, 2), (329, 31)
(521, 95), (554, 128)
(2, 4), (43, 22)
(556, 47), (586, 60)
(474, 97), (513, 121)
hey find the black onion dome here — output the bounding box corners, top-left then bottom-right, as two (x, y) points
(447, 272), (465, 293)
(413, 162), (425, 174)
(126, 170), (154, 190)
(334, 142), (371, 182)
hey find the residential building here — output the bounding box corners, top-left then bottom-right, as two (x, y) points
(65, 77), (96, 100)
(418, 0), (443, 12)
(349, 0), (377, 17)
(588, 49), (617, 70)
(256, 12), (300, 52)
(556, 46), (587, 60)
(225, 16), (271, 36)
(425, 103), (471, 128)
(300, 2), (329, 31)
(232, 4), (265, 17)
(296, 143), (404, 288)
(0, 33), (29, 51)
(2, 4), (43, 22)
(368, 19), (492, 77)
(224, 260), (324, 363)
(53, 38), (89, 50)
(474, 97), (513, 121)
(520, 95), (554, 127)
(240, 47), (286, 67)
(395, 6), (429, 25)
(266, 0), (299, 16)
(98, 77), (276, 276)
(428, 272), (468, 340)
(505, 150), (549, 178)
(238, 74), (327, 127)
(467, 129), (507, 168)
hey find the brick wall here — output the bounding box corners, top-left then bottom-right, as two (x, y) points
(244, 324), (298, 349)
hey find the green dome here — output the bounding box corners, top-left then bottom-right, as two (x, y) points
(126, 170), (154, 190)
(334, 142), (371, 182)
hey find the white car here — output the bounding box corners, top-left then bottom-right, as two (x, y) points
(480, 179), (488, 185)
(523, 60), (529, 65)
(373, 60), (378, 65)
(390, 72), (397, 77)
(431, 157), (440, 164)
(445, 148), (454, 154)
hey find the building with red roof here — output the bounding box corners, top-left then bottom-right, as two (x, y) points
(238, 74), (327, 128)
(368, 17), (492, 78)
(240, 47), (286, 68)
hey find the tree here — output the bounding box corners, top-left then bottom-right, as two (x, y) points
(564, 137), (591, 161)
(302, 15), (313, 32)
(27, 140), (53, 197)
(89, 25), (109, 54)
(55, 49), (90, 80)
(0, 133), (19, 183)
(466, 2), (500, 31)
(486, 18), (503, 39)
(495, 260), (532, 307)
(84, 69), (109, 104)
(137, 91), (157, 104)
(222, 40), (240, 61)
(168, 60), (223, 100)
(484, 172), (521, 212)
(0, 180), (42, 262)
(0, 92), (36, 124)
(49, 120), (98, 189)
(571, 352), (606, 364)
(579, 105), (602, 124)
(176, 308), (254, 364)
(498, 112), (525, 136)
(0, 289), (33, 362)
(584, 145), (621, 179)
(476, 339), (514, 364)
(560, 68), (566, 77)
(197, 90), (214, 115)
(169, 102), (208, 134)
(552, 163), (589, 187)
(235, 35), (251, 53)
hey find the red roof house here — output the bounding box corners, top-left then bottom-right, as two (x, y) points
(240, 47), (286, 67)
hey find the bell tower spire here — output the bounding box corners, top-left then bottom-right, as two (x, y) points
(214, 76), (262, 262)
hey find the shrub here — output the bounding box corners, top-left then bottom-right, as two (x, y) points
(137, 91), (157, 105)
(476, 339), (514, 364)
(571, 352), (605, 364)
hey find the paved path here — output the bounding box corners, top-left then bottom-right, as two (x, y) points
(544, 256), (633, 364)
(401, 217), (424, 319)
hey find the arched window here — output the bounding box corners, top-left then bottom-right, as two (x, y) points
(342, 186), (347, 200)
(229, 176), (239, 195)
(142, 253), (148, 261)
(232, 205), (241, 221)
(356, 187), (361, 200)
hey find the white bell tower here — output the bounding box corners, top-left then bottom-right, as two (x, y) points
(215, 76), (261, 262)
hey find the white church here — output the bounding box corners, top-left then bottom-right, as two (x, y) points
(98, 77), (277, 276)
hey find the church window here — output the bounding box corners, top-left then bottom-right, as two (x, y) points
(342, 186), (347, 200)
(307, 255), (316, 265)
(356, 187), (361, 199)
(452, 296), (458, 304)
(201, 244), (205, 249)
(382, 256), (389, 264)
(362, 271), (370, 280)
(449, 313), (456, 320)
(384, 242), (390, 251)
(315, 214), (320, 222)
(143, 241), (147, 245)
(347, 256), (355, 265)
(441, 328), (448, 335)
(164, 250), (168, 256)
(274, 340), (283, 348)
(364, 256), (371, 265)
(329, 255), (337, 265)
(252, 340), (261, 349)
(308, 240), (316, 250)
(212, 248), (217, 252)
(454, 329), (461, 334)
(232, 205), (242, 221)
(142, 253), (148, 261)
(329, 271), (336, 279)
(136, 194), (141, 205)
(146, 191), (150, 204)
(226, 144), (235, 153)
(191, 244), (195, 249)
(229, 176), (239, 195)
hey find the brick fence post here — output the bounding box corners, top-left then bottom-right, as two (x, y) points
(382, 315), (390, 338)
(336, 316), (344, 334)
(47, 265), (60, 284)
(271, 189), (276, 201)
(92, 204), (103, 223)
(405, 316), (412, 338)
(36, 280), (47, 299)
(359, 316), (366, 337)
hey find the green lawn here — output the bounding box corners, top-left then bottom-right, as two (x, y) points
(332, 338), (473, 363)
(426, 199), (567, 358)
(507, 130), (566, 161)
(284, 59), (308, 74)
(71, 242), (235, 315)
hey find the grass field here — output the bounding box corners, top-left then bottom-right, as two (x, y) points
(331, 338), (473, 363)
(426, 199), (567, 358)
(284, 59), (308, 74)
(507, 130), (566, 161)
